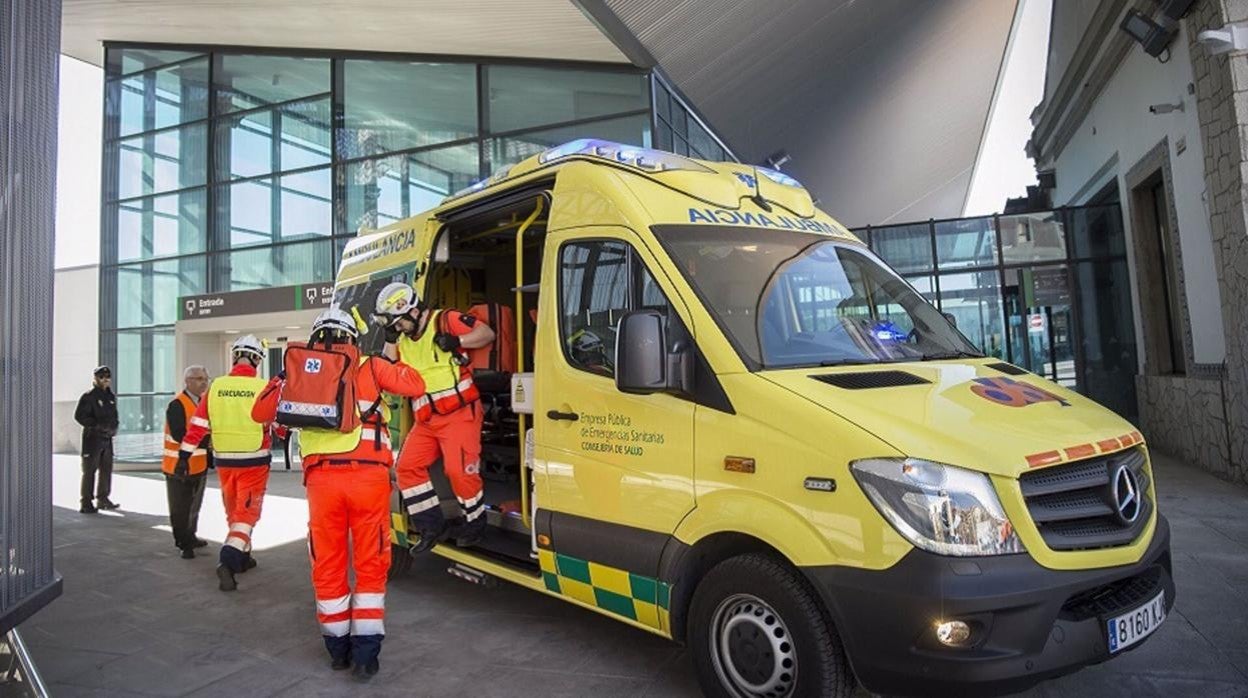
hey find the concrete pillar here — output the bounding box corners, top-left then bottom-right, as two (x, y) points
(0, 0), (64, 630)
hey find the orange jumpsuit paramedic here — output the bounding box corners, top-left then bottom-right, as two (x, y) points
(178, 335), (274, 592)
(374, 282), (495, 551)
(252, 308), (425, 681)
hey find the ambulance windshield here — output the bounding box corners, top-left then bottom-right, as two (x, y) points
(653, 225), (982, 370)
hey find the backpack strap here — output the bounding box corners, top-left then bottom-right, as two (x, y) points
(359, 358), (385, 448)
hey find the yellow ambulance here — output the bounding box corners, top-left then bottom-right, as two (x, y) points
(333, 140), (1173, 697)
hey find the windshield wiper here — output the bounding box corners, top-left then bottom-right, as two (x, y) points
(920, 350), (985, 361)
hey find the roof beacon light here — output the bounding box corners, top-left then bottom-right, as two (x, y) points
(757, 166), (803, 189)
(445, 165), (513, 202)
(539, 139), (712, 173)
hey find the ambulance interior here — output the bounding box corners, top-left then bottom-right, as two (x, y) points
(378, 187), (555, 572)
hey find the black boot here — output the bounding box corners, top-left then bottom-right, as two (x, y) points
(324, 636), (351, 671)
(454, 516), (487, 548)
(216, 565), (237, 592)
(350, 634), (382, 681)
(180, 548), (195, 560)
(96, 498), (120, 511)
(192, 538), (209, 548)
(407, 515), (447, 555)
(240, 554), (258, 573)
(79, 502), (97, 514)
(351, 657), (379, 681)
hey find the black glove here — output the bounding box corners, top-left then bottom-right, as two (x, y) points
(276, 369), (286, 381)
(434, 333), (461, 352)
(174, 454), (190, 478)
(383, 324), (401, 343)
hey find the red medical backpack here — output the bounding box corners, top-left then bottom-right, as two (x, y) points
(276, 341), (362, 433)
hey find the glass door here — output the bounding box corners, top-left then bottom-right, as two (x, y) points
(1003, 266), (1076, 388)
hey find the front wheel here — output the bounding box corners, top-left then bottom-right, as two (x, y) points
(688, 554), (855, 698)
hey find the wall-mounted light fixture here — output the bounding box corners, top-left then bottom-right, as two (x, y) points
(1120, 0), (1197, 59)
(1121, 10), (1174, 57)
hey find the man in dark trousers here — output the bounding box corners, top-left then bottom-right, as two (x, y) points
(163, 366), (212, 558)
(74, 366), (120, 513)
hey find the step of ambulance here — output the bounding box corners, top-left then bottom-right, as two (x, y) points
(446, 562), (498, 588)
(460, 526), (538, 572)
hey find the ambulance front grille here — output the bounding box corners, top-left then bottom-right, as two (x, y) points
(1018, 447), (1151, 551)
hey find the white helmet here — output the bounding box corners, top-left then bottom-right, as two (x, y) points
(231, 335), (265, 363)
(375, 282), (419, 325)
(311, 307), (359, 341)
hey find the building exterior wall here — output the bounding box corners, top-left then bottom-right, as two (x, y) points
(1043, 0), (1104, 105)
(1033, 1), (1246, 482)
(1050, 21), (1225, 365)
(53, 264), (99, 453)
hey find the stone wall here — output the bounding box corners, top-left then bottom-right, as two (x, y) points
(1137, 374), (1232, 476)
(1184, 0), (1248, 484)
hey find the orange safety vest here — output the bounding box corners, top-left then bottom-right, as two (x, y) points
(162, 392), (209, 476)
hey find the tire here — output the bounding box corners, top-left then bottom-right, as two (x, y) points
(689, 553), (855, 698)
(387, 543), (412, 580)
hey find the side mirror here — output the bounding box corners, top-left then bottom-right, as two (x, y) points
(615, 309), (691, 395)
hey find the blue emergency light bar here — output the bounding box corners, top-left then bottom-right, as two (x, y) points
(538, 139), (712, 173)
(445, 139), (716, 203)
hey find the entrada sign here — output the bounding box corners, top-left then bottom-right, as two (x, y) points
(179, 283), (334, 320)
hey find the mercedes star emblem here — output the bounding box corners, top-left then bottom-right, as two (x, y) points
(1111, 464), (1141, 525)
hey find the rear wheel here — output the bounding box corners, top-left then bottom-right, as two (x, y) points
(689, 553), (855, 698)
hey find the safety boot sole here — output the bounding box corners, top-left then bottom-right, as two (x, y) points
(216, 565), (237, 592)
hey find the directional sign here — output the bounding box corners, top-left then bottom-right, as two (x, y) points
(180, 283), (334, 320)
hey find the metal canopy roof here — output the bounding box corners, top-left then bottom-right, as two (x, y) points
(61, 0), (629, 66)
(61, 0), (1017, 227)
(589, 0), (1019, 227)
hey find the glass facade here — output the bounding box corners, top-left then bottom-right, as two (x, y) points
(101, 46), (735, 453)
(652, 74), (733, 161)
(855, 205), (1137, 420)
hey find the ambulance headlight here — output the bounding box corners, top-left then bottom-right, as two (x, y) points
(851, 458), (1025, 556)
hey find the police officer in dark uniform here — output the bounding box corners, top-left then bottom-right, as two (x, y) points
(74, 366), (120, 514)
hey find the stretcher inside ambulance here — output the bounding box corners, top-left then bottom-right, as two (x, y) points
(330, 140), (1173, 698)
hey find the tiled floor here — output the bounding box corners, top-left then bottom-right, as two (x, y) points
(16, 453), (1248, 697)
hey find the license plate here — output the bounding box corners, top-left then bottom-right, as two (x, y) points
(1106, 590), (1166, 653)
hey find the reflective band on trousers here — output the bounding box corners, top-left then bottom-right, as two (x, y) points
(460, 490), (485, 522)
(350, 618), (385, 636)
(317, 594), (350, 615)
(353, 593), (384, 610)
(320, 620), (350, 637)
(226, 522), (253, 552)
(402, 482), (439, 514)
